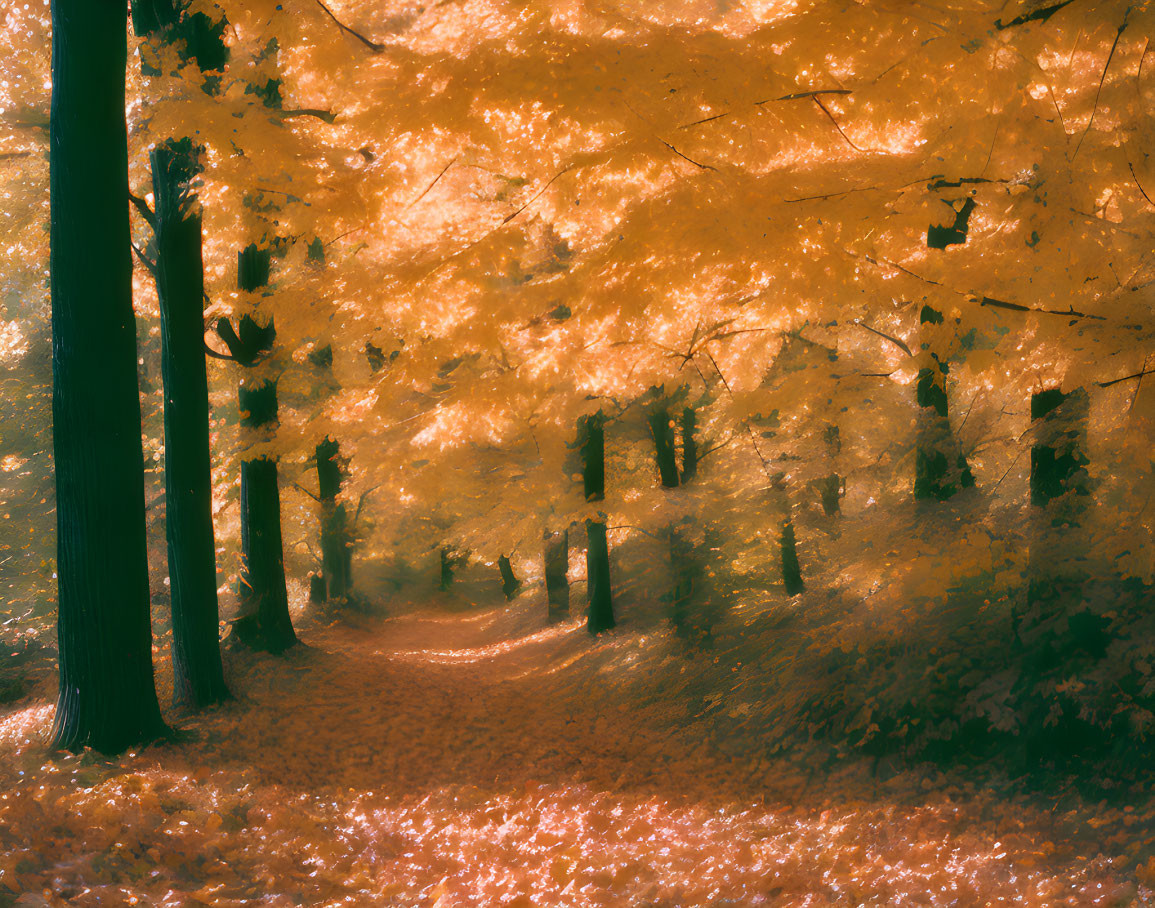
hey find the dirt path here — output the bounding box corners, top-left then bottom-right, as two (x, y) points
(0, 601), (1147, 906)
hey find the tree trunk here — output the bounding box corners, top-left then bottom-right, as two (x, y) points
(681, 407), (698, 481)
(498, 555), (519, 600)
(239, 456), (296, 652)
(648, 405), (679, 488)
(440, 547), (456, 590)
(151, 144), (228, 709)
(544, 529), (569, 621)
(780, 517), (805, 596)
(1026, 387), (1090, 610)
(914, 306), (974, 501)
(580, 412), (614, 632)
(50, 0), (165, 752)
(586, 520), (614, 633)
(316, 436), (351, 600)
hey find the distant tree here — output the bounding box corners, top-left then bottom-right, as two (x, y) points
(316, 436), (352, 600)
(580, 412), (614, 633)
(50, 0), (165, 752)
(217, 247), (296, 653)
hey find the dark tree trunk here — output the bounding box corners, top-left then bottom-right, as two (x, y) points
(227, 241), (295, 651)
(239, 456), (296, 653)
(668, 527), (709, 648)
(309, 572), (326, 604)
(440, 547), (455, 590)
(780, 518), (805, 596)
(1025, 386), (1090, 611)
(914, 306), (974, 501)
(648, 405), (679, 488)
(498, 555), (520, 600)
(544, 529), (569, 621)
(1030, 388), (1089, 511)
(316, 436), (351, 600)
(579, 412), (614, 633)
(151, 144), (228, 708)
(586, 520), (614, 633)
(680, 407), (698, 481)
(50, 0), (165, 752)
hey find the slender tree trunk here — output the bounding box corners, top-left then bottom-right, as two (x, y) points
(239, 453), (296, 652)
(50, 0), (165, 752)
(680, 407), (698, 481)
(544, 529), (569, 621)
(580, 412), (614, 633)
(780, 517), (805, 595)
(648, 405), (679, 488)
(316, 436), (351, 600)
(231, 244), (295, 651)
(914, 306), (974, 501)
(1026, 387), (1090, 610)
(440, 547), (456, 590)
(151, 145), (228, 708)
(498, 555), (519, 600)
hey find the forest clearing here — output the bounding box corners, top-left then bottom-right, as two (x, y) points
(1, 592), (1151, 906)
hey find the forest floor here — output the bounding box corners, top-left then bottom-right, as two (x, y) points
(0, 590), (1151, 907)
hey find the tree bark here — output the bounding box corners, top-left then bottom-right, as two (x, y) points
(240, 455), (296, 653)
(580, 412), (614, 633)
(780, 517), (805, 596)
(648, 405), (679, 488)
(498, 555), (519, 600)
(151, 144), (229, 709)
(680, 407), (698, 481)
(914, 306), (974, 501)
(231, 244), (295, 652)
(544, 529), (569, 621)
(50, 0), (165, 752)
(316, 436), (351, 600)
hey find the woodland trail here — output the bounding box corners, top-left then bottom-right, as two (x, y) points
(0, 599), (1149, 906)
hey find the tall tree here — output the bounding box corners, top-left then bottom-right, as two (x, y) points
(544, 529), (569, 622)
(50, 0), (165, 752)
(580, 412), (614, 633)
(316, 435), (352, 600)
(150, 142), (229, 707)
(217, 247), (296, 653)
(914, 305), (974, 501)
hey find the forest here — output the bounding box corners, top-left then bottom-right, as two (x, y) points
(0, 0), (1154, 904)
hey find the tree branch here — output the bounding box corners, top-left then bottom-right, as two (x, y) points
(854, 320), (913, 357)
(314, 0), (386, 52)
(130, 241), (157, 277)
(128, 191), (157, 231)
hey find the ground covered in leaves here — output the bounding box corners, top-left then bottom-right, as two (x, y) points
(0, 592), (1152, 907)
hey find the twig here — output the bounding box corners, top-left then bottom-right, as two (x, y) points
(290, 480), (321, 502)
(131, 241), (157, 277)
(503, 166), (573, 224)
(276, 108), (337, 124)
(855, 320), (913, 357)
(813, 97), (867, 153)
(407, 158), (456, 210)
(314, 0), (386, 52)
(1072, 9), (1131, 160)
(1098, 365), (1155, 387)
(657, 137), (716, 171)
(128, 191), (157, 230)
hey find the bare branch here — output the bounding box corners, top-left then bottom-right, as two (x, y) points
(855, 320), (913, 357)
(128, 191), (157, 230)
(314, 0), (386, 52)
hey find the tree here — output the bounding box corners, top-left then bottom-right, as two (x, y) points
(50, 0), (165, 752)
(316, 435), (352, 600)
(217, 247), (296, 653)
(580, 412), (614, 634)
